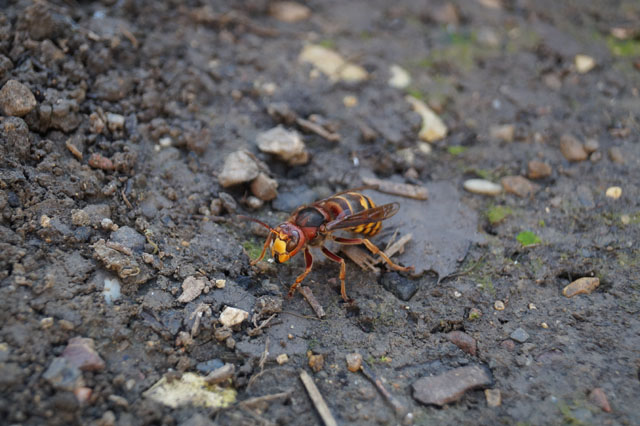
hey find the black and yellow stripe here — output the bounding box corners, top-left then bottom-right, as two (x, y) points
(321, 192), (382, 236)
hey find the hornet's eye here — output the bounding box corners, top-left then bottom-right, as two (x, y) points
(286, 230), (299, 252)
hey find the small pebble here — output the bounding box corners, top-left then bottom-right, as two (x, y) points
(214, 327), (232, 342)
(0, 79), (37, 116)
(575, 54), (596, 73)
(527, 160), (552, 179)
(40, 215), (51, 228)
(468, 308), (482, 320)
(276, 354), (289, 365)
(541, 322), (549, 329)
(245, 195), (264, 209)
(204, 363), (235, 385)
(608, 147), (624, 164)
(62, 337), (106, 371)
(494, 300), (505, 311)
(226, 337), (236, 349)
(621, 214), (630, 225)
(256, 126), (309, 166)
(589, 387), (611, 413)
(562, 277), (599, 298)
(388, 64), (411, 89)
(464, 179), (502, 196)
(346, 353), (363, 372)
(485, 389), (502, 407)
(250, 172), (278, 201)
(343, 95), (358, 107)
(269, 1), (311, 22)
(489, 124), (515, 142)
(605, 186), (622, 199)
(106, 113), (125, 132)
(219, 307), (249, 327)
(560, 134), (587, 162)
(501, 175), (536, 198)
(218, 151), (260, 187)
(447, 331), (477, 356)
(299, 44), (368, 83)
(528, 303), (537, 310)
(74, 387), (92, 404)
(510, 328), (529, 343)
(40, 317), (54, 329)
(308, 352), (325, 372)
(406, 96), (447, 143)
(177, 276), (206, 303)
(583, 138), (599, 153)
(214, 279), (226, 289)
(501, 340), (516, 351)
(412, 365), (493, 407)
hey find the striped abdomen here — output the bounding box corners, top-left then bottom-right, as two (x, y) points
(317, 192), (382, 236)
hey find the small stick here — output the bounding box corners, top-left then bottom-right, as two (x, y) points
(248, 313), (278, 336)
(299, 286), (325, 318)
(362, 177), (428, 200)
(296, 117), (341, 142)
(205, 363), (235, 385)
(299, 369), (338, 426)
(341, 245), (380, 273)
(359, 361), (406, 417)
(382, 233), (413, 260)
(65, 139), (83, 160)
(238, 390), (292, 409)
(121, 188), (133, 209)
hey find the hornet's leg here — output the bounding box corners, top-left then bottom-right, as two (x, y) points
(332, 236), (414, 272)
(321, 245), (352, 303)
(251, 233), (273, 265)
(288, 247), (313, 298)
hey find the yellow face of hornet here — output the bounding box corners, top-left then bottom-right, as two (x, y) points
(270, 225), (301, 264)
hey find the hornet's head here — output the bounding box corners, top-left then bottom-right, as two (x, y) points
(271, 223), (305, 263)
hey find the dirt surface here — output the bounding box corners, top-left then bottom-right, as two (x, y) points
(1, 0), (640, 425)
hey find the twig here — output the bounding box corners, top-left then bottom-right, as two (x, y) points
(205, 363), (235, 385)
(247, 337), (270, 389)
(362, 177), (429, 200)
(382, 233), (413, 260)
(296, 117), (341, 142)
(359, 361), (406, 417)
(121, 188), (133, 209)
(299, 287), (325, 318)
(248, 314), (278, 336)
(238, 390), (292, 409)
(299, 369), (338, 426)
(341, 245), (380, 273)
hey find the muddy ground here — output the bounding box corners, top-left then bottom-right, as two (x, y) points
(1, 0), (640, 425)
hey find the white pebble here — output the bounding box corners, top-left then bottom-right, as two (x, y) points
(219, 307), (249, 327)
(575, 54), (596, 73)
(103, 278), (121, 305)
(388, 64), (411, 89)
(463, 179), (502, 196)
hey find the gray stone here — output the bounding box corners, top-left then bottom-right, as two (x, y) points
(510, 327), (530, 343)
(412, 365), (493, 406)
(110, 226), (146, 252)
(256, 126), (309, 166)
(0, 80), (37, 117)
(61, 337), (105, 371)
(380, 272), (418, 301)
(218, 151), (260, 187)
(43, 357), (84, 391)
